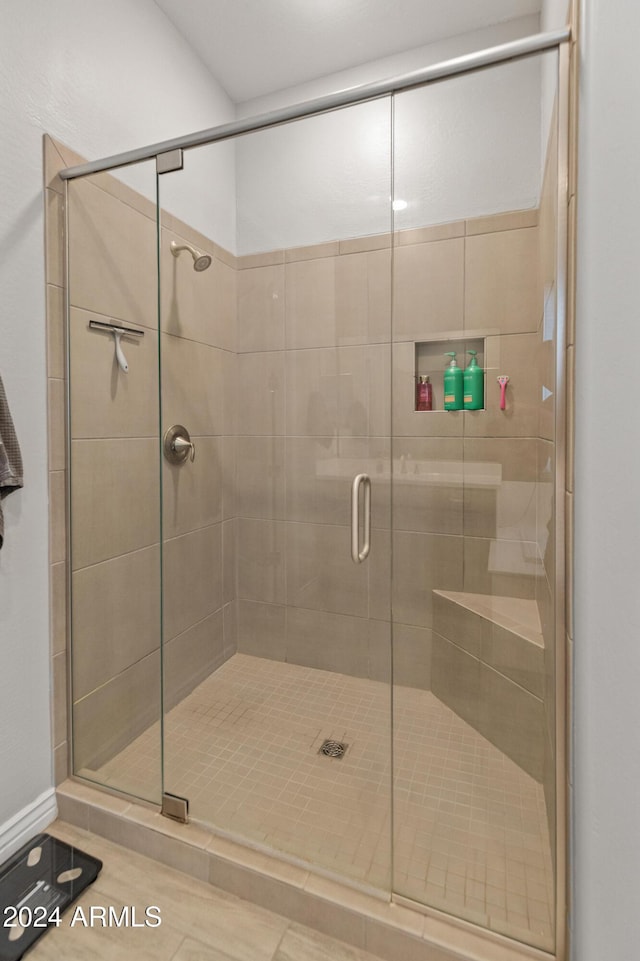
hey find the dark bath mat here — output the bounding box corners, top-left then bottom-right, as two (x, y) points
(0, 832), (102, 960)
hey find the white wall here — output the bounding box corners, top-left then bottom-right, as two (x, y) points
(541, 0), (570, 30)
(235, 16), (543, 254)
(0, 0), (235, 846)
(237, 16), (539, 117)
(574, 0), (640, 958)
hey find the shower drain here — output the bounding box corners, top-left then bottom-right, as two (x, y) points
(319, 739), (348, 759)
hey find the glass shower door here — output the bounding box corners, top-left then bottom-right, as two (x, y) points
(157, 99), (395, 889)
(67, 159), (163, 804)
(390, 52), (559, 952)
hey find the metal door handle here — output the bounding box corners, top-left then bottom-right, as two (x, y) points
(351, 473), (371, 564)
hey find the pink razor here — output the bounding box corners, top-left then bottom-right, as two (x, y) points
(497, 375), (509, 410)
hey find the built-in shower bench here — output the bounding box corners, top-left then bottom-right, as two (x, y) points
(431, 591), (547, 782)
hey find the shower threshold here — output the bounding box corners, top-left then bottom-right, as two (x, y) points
(56, 778), (552, 961)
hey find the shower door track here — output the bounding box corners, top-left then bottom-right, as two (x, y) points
(58, 27), (570, 182)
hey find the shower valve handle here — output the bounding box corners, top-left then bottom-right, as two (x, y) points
(163, 425), (196, 464)
(172, 436), (196, 461)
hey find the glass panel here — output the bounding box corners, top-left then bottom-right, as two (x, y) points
(67, 160), (162, 803)
(158, 98), (393, 890)
(391, 51), (559, 952)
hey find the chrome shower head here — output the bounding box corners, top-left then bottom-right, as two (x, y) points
(170, 240), (212, 272)
(193, 253), (212, 271)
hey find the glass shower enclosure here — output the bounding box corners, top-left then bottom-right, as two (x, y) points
(66, 47), (564, 954)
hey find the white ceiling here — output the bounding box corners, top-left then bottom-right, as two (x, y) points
(153, 0), (541, 103)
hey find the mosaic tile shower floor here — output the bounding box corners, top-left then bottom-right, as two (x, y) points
(86, 653), (553, 949)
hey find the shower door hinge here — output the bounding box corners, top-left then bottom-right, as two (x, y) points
(156, 148), (184, 174)
(161, 792), (189, 823)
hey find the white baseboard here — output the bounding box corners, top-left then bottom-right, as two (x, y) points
(0, 788), (58, 864)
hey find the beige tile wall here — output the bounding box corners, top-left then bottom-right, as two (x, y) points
(235, 238), (394, 679)
(235, 210), (546, 692)
(46, 136), (167, 786)
(44, 136), (238, 792)
(65, 158), (164, 788)
(388, 196), (555, 783)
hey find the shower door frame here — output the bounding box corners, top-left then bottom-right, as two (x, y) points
(62, 27), (572, 958)
(552, 40), (570, 961)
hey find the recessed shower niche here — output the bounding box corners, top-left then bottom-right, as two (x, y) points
(414, 335), (486, 412)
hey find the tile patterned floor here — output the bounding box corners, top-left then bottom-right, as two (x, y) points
(86, 653), (554, 951)
(31, 821), (383, 961)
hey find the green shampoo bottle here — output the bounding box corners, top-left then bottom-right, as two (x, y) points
(463, 350), (484, 410)
(443, 352), (463, 410)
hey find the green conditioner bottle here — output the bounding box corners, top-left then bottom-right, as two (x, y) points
(443, 352), (463, 410)
(463, 350), (484, 410)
